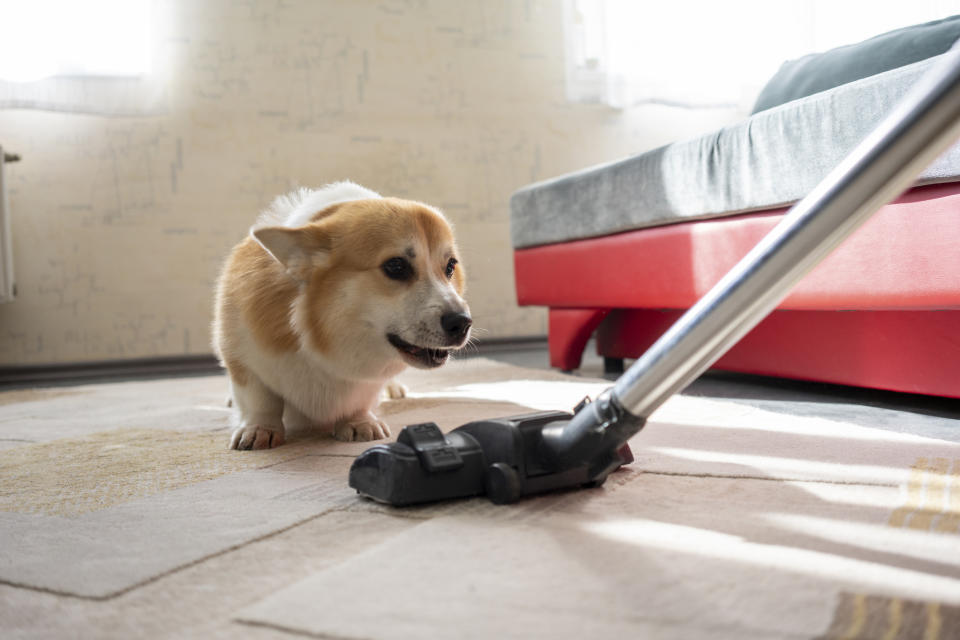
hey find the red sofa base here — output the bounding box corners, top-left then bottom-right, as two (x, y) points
(593, 308), (960, 399)
(517, 183), (960, 398)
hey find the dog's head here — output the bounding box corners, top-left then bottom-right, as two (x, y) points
(252, 197), (471, 379)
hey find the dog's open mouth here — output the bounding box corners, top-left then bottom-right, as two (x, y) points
(387, 334), (451, 368)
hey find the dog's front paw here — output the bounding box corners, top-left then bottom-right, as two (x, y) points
(333, 413), (391, 442)
(383, 380), (408, 400)
(230, 424), (285, 450)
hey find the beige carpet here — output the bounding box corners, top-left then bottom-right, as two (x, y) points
(1, 357), (959, 639)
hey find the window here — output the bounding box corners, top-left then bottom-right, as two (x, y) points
(0, 0), (163, 115)
(564, 0), (959, 111)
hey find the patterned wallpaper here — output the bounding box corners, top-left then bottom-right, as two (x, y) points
(0, 0), (739, 365)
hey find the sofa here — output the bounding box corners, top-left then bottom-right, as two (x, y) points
(510, 16), (960, 398)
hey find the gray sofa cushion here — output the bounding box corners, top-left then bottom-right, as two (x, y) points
(752, 15), (960, 113)
(510, 52), (960, 250)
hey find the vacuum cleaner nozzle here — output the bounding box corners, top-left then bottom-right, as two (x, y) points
(349, 396), (645, 506)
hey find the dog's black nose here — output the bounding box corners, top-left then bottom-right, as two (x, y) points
(441, 312), (472, 340)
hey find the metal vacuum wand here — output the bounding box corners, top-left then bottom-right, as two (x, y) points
(543, 41), (960, 467)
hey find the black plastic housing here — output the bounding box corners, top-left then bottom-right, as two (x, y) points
(349, 408), (637, 506)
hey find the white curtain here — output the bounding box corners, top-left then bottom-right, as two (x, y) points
(0, 0), (165, 116)
(564, 0), (960, 111)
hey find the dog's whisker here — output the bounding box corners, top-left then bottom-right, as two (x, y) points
(461, 334), (484, 357)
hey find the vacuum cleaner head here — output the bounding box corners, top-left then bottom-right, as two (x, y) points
(349, 396), (642, 506)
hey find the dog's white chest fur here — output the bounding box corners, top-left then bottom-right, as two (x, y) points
(247, 345), (388, 427)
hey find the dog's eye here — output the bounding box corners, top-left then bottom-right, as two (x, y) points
(445, 258), (458, 279)
(382, 257), (413, 281)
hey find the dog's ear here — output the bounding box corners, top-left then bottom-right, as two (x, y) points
(251, 225), (331, 279)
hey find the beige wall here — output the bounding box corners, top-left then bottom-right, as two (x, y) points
(0, 0), (739, 365)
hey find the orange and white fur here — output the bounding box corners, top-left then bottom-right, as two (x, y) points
(213, 181), (471, 450)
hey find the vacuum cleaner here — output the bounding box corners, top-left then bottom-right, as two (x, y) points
(350, 42), (960, 506)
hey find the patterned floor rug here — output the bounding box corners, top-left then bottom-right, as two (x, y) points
(1, 357), (958, 639)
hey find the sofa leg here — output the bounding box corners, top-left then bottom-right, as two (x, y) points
(603, 357), (625, 375)
(548, 309), (608, 371)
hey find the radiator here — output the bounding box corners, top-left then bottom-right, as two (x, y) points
(0, 145), (15, 303)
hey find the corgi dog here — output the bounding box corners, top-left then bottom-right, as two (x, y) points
(213, 181), (471, 450)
